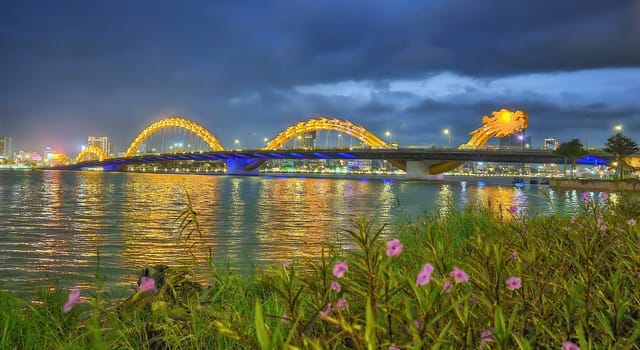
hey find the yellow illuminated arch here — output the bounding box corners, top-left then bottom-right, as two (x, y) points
(75, 145), (107, 163)
(125, 116), (224, 157)
(265, 117), (389, 150)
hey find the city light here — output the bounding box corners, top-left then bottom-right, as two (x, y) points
(443, 129), (451, 149)
(385, 131), (391, 144)
(614, 124), (623, 132)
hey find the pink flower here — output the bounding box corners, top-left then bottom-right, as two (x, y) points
(331, 280), (341, 292)
(281, 313), (289, 324)
(570, 215), (577, 224)
(508, 205), (517, 214)
(442, 280), (452, 293)
(600, 192), (609, 201)
(414, 319), (424, 330)
(450, 267), (469, 283)
(336, 298), (347, 310)
(416, 263), (434, 286)
(139, 276), (158, 293)
(282, 261), (291, 268)
(480, 328), (495, 343)
(63, 288), (86, 313)
(510, 251), (517, 260)
(562, 341), (581, 350)
(597, 218), (604, 226)
(332, 261), (348, 278)
(581, 192), (590, 202)
(319, 303), (332, 320)
(386, 239), (403, 256)
(506, 276), (522, 290)
(628, 218), (636, 226)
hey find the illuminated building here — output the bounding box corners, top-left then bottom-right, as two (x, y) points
(0, 136), (13, 160)
(544, 138), (559, 151)
(88, 136), (111, 157)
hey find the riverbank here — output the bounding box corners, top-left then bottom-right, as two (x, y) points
(1, 194), (638, 349)
(551, 178), (640, 192)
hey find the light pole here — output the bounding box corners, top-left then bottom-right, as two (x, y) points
(234, 139), (240, 150)
(614, 124), (623, 133)
(443, 129), (451, 149)
(385, 131), (391, 145)
(585, 118), (590, 151)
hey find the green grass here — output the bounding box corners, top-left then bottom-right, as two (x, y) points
(1, 192), (640, 349)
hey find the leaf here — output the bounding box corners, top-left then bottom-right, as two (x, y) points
(365, 298), (377, 350)
(255, 300), (271, 350)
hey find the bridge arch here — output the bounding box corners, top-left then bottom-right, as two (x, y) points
(125, 116), (224, 157)
(265, 117), (389, 150)
(75, 145), (107, 163)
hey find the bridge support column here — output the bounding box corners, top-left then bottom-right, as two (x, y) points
(102, 164), (127, 172)
(226, 158), (260, 176)
(404, 161), (445, 180)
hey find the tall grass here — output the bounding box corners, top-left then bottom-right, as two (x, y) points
(1, 191), (639, 349)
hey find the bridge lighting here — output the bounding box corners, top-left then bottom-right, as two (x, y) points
(443, 129), (451, 149)
(385, 131), (391, 144)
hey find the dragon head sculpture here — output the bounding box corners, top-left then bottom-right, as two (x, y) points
(466, 109), (529, 147)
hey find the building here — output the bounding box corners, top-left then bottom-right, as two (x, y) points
(543, 138), (559, 151)
(0, 136), (13, 160)
(498, 133), (532, 149)
(302, 132), (316, 149)
(88, 136), (111, 157)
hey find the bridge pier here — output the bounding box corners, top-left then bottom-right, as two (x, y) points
(404, 161), (445, 180)
(226, 158), (260, 176)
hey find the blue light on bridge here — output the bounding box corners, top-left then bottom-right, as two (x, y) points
(288, 152), (305, 158)
(268, 152), (286, 158)
(311, 152), (330, 159)
(336, 152), (357, 159)
(577, 155), (608, 165)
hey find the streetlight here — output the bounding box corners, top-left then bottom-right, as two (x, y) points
(443, 129), (451, 149)
(385, 131), (391, 145)
(614, 124), (623, 132)
(234, 139), (240, 150)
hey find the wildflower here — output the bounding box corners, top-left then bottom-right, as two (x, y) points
(600, 224), (607, 232)
(283, 261), (291, 268)
(506, 276), (522, 290)
(139, 276), (158, 293)
(510, 251), (517, 260)
(386, 239), (403, 256)
(570, 215), (577, 224)
(442, 280), (452, 293)
(416, 263), (434, 286)
(480, 328), (495, 343)
(600, 192), (609, 201)
(332, 261), (348, 278)
(414, 319), (424, 330)
(562, 341), (581, 350)
(628, 218), (636, 226)
(581, 192), (590, 202)
(331, 280), (341, 292)
(63, 288), (86, 313)
(319, 303), (332, 320)
(450, 267), (469, 283)
(281, 313), (289, 324)
(336, 298), (347, 310)
(597, 218), (604, 226)
(508, 205), (517, 214)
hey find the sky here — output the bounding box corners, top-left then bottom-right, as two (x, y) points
(1, 0), (639, 155)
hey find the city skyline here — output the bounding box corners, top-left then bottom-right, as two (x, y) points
(1, 1), (639, 154)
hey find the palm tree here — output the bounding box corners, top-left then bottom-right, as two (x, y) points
(554, 139), (586, 179)
(603, 133), (639, 180)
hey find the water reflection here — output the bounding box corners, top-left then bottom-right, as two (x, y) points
(0, 171), (599, 294)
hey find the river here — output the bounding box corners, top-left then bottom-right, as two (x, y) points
(0, 170), (599, 295)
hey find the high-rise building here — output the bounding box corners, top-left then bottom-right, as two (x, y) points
(303, 132), (317, 149)
(0, 136), (13, 160)
(498, 134), (532, 149)
(88, 136), (111, 156)
(544, 138), (559, 151)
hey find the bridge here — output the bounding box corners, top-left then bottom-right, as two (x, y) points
(55, 112), (614, 179)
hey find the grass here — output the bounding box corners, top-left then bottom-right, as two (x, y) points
(1, 191), (639, 349)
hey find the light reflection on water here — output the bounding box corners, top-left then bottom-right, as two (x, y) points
(0, 171), (608, 294)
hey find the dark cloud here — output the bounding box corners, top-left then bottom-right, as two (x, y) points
(0, 0), (638, 153)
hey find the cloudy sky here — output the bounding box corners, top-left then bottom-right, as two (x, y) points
(1, 0), (639, 154)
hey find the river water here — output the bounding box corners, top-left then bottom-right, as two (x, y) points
(0, 171), (596, 294)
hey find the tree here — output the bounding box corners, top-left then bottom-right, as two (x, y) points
(603, 133), (639, 180)
(554, 139), (586, 179)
